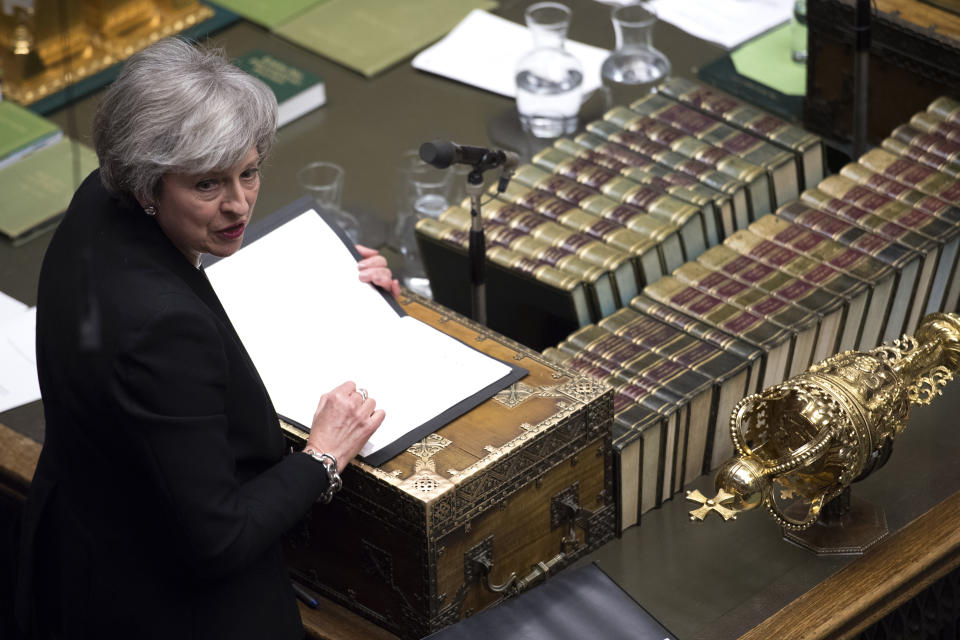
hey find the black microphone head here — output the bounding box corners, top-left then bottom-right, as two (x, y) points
(419, 140), (456, 169)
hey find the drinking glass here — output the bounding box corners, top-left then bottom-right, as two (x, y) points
(392, 151), (455, 297)
(515, 2), (584, 139)
(296, 161), (360, 243)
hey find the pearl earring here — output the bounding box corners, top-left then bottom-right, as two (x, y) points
(144, 205), (157, 216)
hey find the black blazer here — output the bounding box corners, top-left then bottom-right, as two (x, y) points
(17, 170), (328, 639)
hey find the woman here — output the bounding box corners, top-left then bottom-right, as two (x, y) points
(16, 38), (399, 639)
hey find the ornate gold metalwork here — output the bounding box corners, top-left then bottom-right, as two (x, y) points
(687, 489), (738, 521)
(0, 0), (213, 106)
(689, 313), (960, 530)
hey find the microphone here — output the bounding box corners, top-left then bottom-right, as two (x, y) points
(419, 140), (519, 172)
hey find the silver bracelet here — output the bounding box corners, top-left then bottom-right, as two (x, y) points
(303, 448), (343, 503)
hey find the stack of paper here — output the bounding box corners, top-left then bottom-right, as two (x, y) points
(646, 0), (795, 50)
(0, 292), (40, 413)
(412, 9), (608, 98)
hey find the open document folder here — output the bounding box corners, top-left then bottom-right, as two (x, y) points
(204, 198), (526, 466)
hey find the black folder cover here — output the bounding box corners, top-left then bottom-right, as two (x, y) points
(424, 562), (676, 640)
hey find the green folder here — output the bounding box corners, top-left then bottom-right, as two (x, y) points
(730, 22), (806, 97)
(273, 0), (497, 78)
(0, 101), (62, 168)
(209, 0), (321, 29)
(0, 139), (99, 245)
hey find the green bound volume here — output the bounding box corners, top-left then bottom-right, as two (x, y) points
(596, 307), (751, 481)
(0, 138), (99, 244)
(815, 174), (960, 319)
(234, 50), (326, 127)
(543, 346), (682, 526)
(627, 294), (764, 469)
(415, 217), (591, 351)
(273, 0), (495, 78)
(838, 161), (960, 313)
(438, 206), (619, 320)
(657, 76), (824, 191)
(557, 135), (735, 242)
(669, 261), (820, 378)
(598, 109), (772, 221)
(508, 164), (682, 278)
(0, 101), (62, 170)
(629, 92), (798, 210)
(774, 201), (922, 345)
(532, 146), (716, 254)
(800, 187), (940, 337)
(695, 242), (847, 365)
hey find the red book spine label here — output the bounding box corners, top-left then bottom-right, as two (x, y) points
(752, 296), (788, 316)
(658, 103), (717, 135)
(724, 311), (764, 333)
(560, 233), (594, 253)
(720, 254), (756, 276)
(607, 204), (645, 226)
(675, 341), (723, 368)
(777, 279), (815, 300)
(738, 262), (776, 283)
(721, 131), (763, 155)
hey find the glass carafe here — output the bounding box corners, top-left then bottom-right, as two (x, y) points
(600, 3), (671, 109)
(515, 2), (584, 138)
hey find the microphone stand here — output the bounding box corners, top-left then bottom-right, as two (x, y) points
(466, 169), (487, 325)
(418, 140), (518, 327)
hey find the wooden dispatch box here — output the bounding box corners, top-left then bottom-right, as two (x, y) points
(283, 294), (615, 640)
(805, 0), (960, 147)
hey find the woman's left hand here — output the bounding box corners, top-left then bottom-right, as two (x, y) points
(356, 244), (401, 298)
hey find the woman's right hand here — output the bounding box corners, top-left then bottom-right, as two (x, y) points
(304, 381), (385, 472)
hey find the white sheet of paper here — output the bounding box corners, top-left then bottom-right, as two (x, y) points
(646, 0), (794, 50)
(0, 290), (27, 323)
(412, 9), (608, 98)
(204, 210), (513, 459)
(0, 306), (41, 413)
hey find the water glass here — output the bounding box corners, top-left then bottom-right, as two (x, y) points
(392, 151), (455, 297)
(515, 2), (584, 138)
(296, 161), (361, 243)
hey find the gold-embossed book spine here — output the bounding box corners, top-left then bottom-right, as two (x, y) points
(554, 136), (732, 242)
(881, 136), (960, 178)
(657, 76), (825, 191)
(530, 148), (710, 259)
(585, 119), (751, 231)
(629, 92), (798, 207)
(602, 106), (772, 219)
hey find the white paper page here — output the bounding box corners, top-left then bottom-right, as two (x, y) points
(0, 307), (41, 413)
(412, 9), (608, 99)
(646, 0), (793, 50)
(0, 290), (27, 323)
(204, 210), (513, 459)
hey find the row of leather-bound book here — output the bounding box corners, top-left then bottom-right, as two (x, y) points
(415, 79), (960, 532)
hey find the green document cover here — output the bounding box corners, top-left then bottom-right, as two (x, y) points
(730, 22), (806, 97)
(209, 0), (321, 28)
(0, 139), (99, 244)
(273, 0), (497, 78)
(234, 50), (326, 126)
(0, 101), (62, 168)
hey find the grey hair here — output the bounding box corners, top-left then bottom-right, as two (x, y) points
(93, 37), (278, 204)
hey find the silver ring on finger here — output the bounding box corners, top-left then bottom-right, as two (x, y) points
(357, 387), (368, 402)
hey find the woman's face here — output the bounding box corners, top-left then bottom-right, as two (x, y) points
(154, 147), (260, 265)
